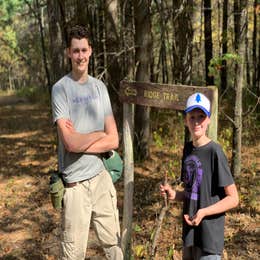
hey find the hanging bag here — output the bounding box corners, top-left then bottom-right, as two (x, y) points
(49, 171), (64, 209)
(102, 150), (123, 183)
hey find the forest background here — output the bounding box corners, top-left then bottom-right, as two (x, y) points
(0, 0), (259, 259)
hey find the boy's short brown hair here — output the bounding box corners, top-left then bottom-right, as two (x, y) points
(67, 25), (91, 47)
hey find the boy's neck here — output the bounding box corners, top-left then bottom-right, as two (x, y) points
(192, 135), (211, 147)
(71, 70), (88, 83)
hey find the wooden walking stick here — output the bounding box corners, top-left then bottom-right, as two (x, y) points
(150, 168), (170, 258)
(163, 170), (168, 207)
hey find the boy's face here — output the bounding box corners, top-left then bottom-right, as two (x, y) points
(67, 38), (92, 75)
(185, 108), (210, 140)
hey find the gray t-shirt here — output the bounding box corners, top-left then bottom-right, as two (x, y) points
(181, 141), (234, 255)
(51, 73), (113, 183)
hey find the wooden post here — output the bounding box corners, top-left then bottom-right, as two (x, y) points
(121, 103), (135, 258)
(207, 86), (218, 142)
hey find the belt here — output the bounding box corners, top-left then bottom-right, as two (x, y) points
(65, 181), (83, 188)
(65, 174), (100, 188)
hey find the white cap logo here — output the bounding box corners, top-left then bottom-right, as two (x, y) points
(185, 93), (211, 117)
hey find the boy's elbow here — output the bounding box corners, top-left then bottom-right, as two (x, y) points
(65, 144), (74, 153)
(112, 137), (119, 150)
(234, 194), (239, 208)
(64, 142), (78, 153)
(231, 192), (239, 209)
(234, 187), (239, 207)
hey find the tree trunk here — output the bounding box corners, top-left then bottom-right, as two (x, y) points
(233, 0), (240, 51)
(172, 0), (193, 85)
(122, 102), (135, 259)
(172, 0), (193, 143)
(120, 2), (135, 258)
(252, 0), (259, 96)
(120, 0), (135, 80)
(8, 66), (13, 91)
(104, 0), (122, 117)
(204, 0), (214, 85)
(97, 2), (105, 78)
(85, 3), (98, 76)
(154, 0), (168, 83)
(47, 0), (66, 87)
(133, 0), (152, 160)
(24, 0), (51, 91)
(231, 0), (247, 177)
(35, 0), (51, 92)
(76, 0), (88, 25)
(257, 35), (260, 118)
(245, 17), (250, 89)
(221, 0), (228, 93)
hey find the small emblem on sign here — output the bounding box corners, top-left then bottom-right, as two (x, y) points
(125, 87), (137, 97)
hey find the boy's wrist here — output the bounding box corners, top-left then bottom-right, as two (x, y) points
(168, 190), (176, 200)
(200, 207), (208, 217)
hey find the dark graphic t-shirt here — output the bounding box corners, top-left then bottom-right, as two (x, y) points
(181, 141), (234, 254)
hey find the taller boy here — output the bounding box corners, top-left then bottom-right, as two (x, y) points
(51, 25), (123, 260)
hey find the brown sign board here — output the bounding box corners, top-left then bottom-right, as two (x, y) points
(119, 81), (215, 111)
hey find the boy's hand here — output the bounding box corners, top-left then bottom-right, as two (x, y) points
(160, 183), (176, 200)
(184, 209), (206, 226)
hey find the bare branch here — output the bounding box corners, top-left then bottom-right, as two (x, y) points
(243, 96), (260, 117)
(221, 110), (235, 125)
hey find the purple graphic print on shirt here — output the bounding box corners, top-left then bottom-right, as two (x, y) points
(183, 155), (203, 200)
(72, 95), (98, 105)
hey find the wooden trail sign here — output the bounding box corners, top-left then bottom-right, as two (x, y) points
(119, 80), (215, 110)
(119, 80), (218, 258)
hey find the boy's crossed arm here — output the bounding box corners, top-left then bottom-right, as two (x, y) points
(57, 115), (119, 154)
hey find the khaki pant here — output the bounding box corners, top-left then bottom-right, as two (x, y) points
(60, 170), (123, 260)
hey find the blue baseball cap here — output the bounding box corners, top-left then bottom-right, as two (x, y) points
(184, 93), (211, 117)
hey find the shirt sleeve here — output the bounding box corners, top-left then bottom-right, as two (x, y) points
(181, 142), (192, 182)
(51, 83), (70, 124)
(215, 144), (234, 187)
(100, 81), (113, 117)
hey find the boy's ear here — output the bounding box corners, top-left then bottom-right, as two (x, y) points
(89, 45), (93, 56)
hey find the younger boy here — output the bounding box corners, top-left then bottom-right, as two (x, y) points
(160, 92), (239, 260)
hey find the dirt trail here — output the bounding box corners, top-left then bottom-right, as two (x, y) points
(0, 96), (259, 259)
(0, 98), (104, 259)
(0, 95), (27, 106)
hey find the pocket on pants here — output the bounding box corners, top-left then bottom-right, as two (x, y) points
(60, 230), (75, 258)
(61, 230), (74, 242)
(109, 185), (117, 211)
(109, 185), (120, 233)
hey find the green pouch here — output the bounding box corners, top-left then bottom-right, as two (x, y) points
(102, 150), (123, 183)
(49, 171), (64, 210)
